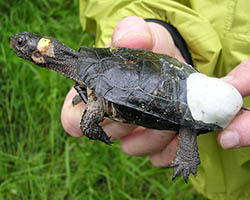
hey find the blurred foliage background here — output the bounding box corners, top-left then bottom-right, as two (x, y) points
(0, 0), (207, 199)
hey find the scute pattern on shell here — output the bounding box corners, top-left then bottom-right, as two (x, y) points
(77, 47), (219, 132)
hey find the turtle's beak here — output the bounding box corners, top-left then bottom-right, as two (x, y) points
(10, 34), (18, 52)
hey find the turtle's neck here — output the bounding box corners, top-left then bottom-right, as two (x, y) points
(44, 39), (81, 83)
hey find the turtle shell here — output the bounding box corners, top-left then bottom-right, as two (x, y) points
(77, 47), (219, 131)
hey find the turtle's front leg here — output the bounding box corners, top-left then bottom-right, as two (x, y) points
(80, 96), (112, 145)
(72, 85), (88, 105)
(169, 127), (200, 183)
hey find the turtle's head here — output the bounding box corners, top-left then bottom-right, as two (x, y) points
(10, 32), (47, 64)
(10, 32), (81, 82)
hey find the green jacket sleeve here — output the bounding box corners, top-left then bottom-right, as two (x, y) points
(79, 1), (250, 199)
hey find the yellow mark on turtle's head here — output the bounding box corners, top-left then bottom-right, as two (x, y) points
(31, 37), (55, 64)
(31, 53), (45, 63)
(37, 37), (55, 57)
(37, 38), (51, 52)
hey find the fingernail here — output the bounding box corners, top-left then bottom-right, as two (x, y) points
(220, 130), (240, 149)
(113, 32), (148, 45)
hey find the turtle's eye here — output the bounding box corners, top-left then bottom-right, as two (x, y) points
(17, 37), (26, 47)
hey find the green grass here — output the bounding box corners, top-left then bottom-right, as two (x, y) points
(0, 0), (208, 199)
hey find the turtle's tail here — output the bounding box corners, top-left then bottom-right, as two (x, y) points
(241, 107), (250, 111)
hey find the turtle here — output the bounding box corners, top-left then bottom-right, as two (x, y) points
(10, 32), (243, 182)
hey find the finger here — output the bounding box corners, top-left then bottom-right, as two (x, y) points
(112, 16), (153, 50)
(61, 87), (85, 137)
(222, 58), (250, 97)
(218, 109), (250, 149)
(149, 136), (178, 167)
(102, 122), (137, 140)
(147, 22), (185, 61)
(112, 16), (184, 61)
(120, 128), (176, 156)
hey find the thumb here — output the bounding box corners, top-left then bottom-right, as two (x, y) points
(111, 16), (180, 58)
(112, 16), (153, 50)
(222, 58), (250, 97)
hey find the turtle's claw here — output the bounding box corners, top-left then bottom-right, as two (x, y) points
(168, 127), (200, 183)
(102, 135), (113, 146)
(169, 159), (199, 183)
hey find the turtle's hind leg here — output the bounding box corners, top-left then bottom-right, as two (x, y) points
(168, 127), (200, 183)
(80, 95), (112, 145)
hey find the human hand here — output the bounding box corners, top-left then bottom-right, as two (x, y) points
(61, 16), (250, 170)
